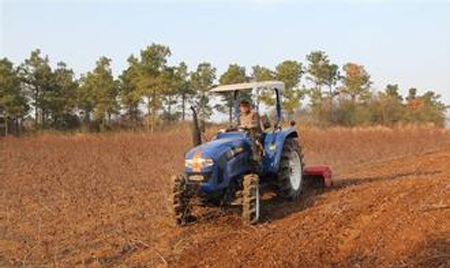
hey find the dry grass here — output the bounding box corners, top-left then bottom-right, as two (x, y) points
(300, 126), (450, 174)
(1, 126), (449, 267)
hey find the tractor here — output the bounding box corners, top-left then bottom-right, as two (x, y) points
(172, 81), (332, 225)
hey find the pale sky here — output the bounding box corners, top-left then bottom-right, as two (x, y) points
(1, 0), (449, 109)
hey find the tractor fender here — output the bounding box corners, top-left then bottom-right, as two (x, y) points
(266, 128), (299, 174)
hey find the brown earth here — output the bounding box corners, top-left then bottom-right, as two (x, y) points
(1, 126), (449, 267)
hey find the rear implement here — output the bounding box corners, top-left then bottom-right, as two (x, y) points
(304, 165), (333, 188)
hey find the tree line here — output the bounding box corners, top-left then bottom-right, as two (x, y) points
(0, 44), (447, 135)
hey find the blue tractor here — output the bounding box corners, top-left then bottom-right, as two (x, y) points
(173, 81), (331, 225)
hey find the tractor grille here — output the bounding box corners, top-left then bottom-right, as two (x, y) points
(188, 173), (211, 183)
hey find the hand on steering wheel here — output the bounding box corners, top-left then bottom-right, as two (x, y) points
(218, 126), (251, 133)
(218, 125), (238, 134)
(237, 126), (250, 132)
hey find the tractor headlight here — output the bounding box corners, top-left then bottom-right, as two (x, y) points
(185, 158), (214, 171)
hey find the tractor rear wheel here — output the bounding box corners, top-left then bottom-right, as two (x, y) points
(276, 138), (305, 200)
(242, 174), (260, 224)
(172, 175), (192, 226)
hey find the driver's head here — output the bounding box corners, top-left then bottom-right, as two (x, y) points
(239, 100), (252, 114)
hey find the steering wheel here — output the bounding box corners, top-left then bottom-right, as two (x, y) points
(218, 126), (249, 134)
(237, 126), (250, 132)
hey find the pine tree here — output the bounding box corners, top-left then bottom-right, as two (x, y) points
(218, 64), (248, 123)
(0, 58), (29, 135)
(191, 63), (216, 122)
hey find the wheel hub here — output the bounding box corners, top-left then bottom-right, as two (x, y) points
(289, 151), (302, 191)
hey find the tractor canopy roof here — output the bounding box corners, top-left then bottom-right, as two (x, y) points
(210, 81), (285, 93)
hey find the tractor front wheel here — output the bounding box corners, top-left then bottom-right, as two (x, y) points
(242, 174), (260, 224)
(172, 175), (192, 226)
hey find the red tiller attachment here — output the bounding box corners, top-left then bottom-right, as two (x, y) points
(304, 165), (333, 188)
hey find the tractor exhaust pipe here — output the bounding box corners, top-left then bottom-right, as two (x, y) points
(190, 106), (202, 147)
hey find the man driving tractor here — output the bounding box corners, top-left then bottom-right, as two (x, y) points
(239, 100), (260, 130)
(238, 100), (264, 173)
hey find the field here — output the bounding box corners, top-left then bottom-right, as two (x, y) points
(1, 126), (450, 267)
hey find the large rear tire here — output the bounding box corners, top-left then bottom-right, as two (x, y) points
(172, 175), (192, 226)
(276, 138), (305, 200)
(242, 174), (260, 224)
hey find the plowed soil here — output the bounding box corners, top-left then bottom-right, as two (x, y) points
(1, 126), (449, 268)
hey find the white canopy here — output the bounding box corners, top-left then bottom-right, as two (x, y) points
(210, 81), (285, 93)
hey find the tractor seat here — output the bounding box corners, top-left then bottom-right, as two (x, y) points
(260, 114), (271, 131)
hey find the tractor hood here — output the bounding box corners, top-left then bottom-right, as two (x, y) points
(185, 132), (250, 160)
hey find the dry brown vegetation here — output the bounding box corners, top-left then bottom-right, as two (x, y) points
(1, 126), (450, 267)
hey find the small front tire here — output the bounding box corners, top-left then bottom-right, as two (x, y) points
(172, 175), (192, 226)
(242, 174), (260, 224)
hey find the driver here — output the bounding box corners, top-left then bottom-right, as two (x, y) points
(239, 100), (260, 130)
(239, 100), (263, 173)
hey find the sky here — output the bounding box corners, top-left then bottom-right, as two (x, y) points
(1, 0), (449, 110)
